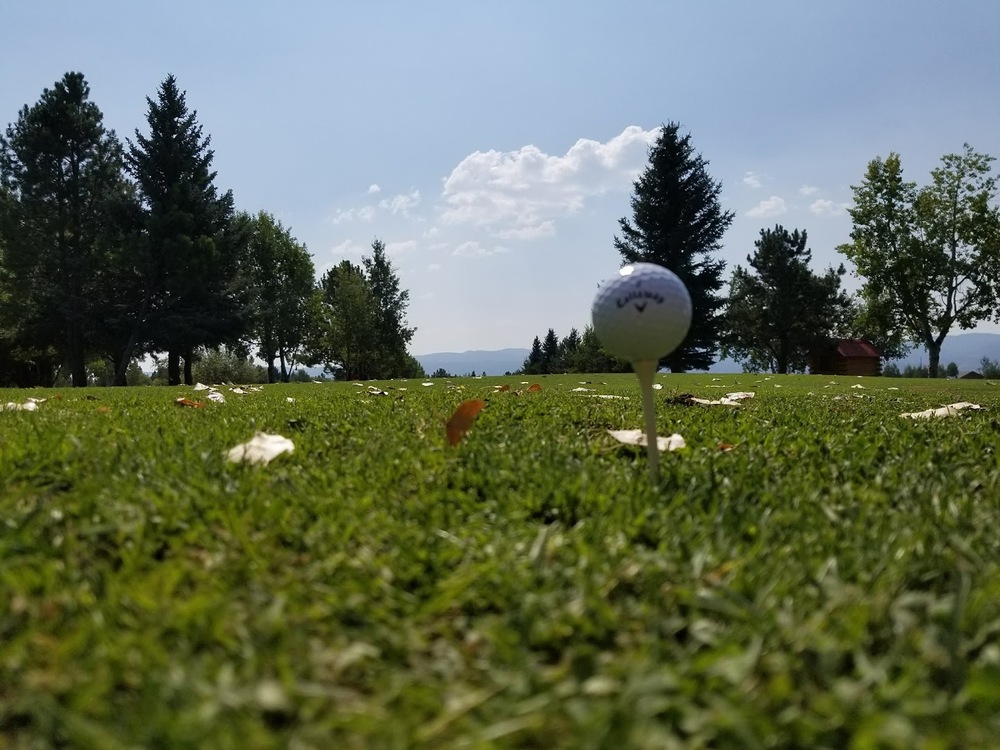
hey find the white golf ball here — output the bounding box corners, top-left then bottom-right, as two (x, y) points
(591, 263), (692, 362)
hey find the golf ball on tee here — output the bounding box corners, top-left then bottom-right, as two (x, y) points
(592, 263), (692, 362)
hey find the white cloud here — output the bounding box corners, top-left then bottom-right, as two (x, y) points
(330, 205), (375, 224)
(746, 196), (787, 218)
(379, 189), (421, 217)
(331, 239), (367, 256)
(385, 239), (418, 255)
(809, 198), (850, 217)
(799, 185), (820, 196)
(452, 241), (509, 258)
(367, 183), (381, 194)
(494, 220), (556, 240)
(440, 125), (658, 237)
(742, 171), (762, 189)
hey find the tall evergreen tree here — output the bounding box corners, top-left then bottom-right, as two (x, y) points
(541, 328), (561, 373)
(363, 238), (416, 377)
(0, 72), (132, 386)
(723, 226), (851, 373)
(522, 336), (543, 374)
(614, 122), (732, 371)
(126, 74), (240, 385)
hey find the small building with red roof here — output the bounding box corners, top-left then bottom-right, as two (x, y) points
(809, 338), (882, 377)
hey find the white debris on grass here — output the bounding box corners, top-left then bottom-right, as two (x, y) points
(572, 387), (595, 392)
(193, 382), (210, 391)
(608, 429), (686, 452)
(5, 401), (39, 411)
(688, 392), (754, 406)
(226, 432), (295, 465)
(207, 391), (226, 404)
(901, 402), (983, 419)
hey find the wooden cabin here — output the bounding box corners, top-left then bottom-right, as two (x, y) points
(809, 338), (882, 377)
(960, 370), (984, 379)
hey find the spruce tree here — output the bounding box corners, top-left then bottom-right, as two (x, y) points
(363, 238), (416, 378)
(126, 75), (240, 385)
(614, 123), (732, 371)
(0, 72), (131, 387)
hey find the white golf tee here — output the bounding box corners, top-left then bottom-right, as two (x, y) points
(632, 359), (659, 483)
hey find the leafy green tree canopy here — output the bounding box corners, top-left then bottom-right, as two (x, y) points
(839, 146), (1000, 377)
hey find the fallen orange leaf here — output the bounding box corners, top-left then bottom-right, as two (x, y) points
(446, 399), (486, 446)
(495, 384), (510, 392)
(175, 398), (205, 408)
(527, 384), (542, 392)
(718, 442), (736, 452)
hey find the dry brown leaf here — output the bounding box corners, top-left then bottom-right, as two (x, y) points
(527, 384), (542, 392)
(494, 384), (510, 392)
(446, 399), (486, 446)
(718, 442), (736, 452)
(174, 398), (204, 408)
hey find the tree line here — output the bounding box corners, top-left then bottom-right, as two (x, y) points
(0, 72), (420, 387)
(519, 123), (1000, 376)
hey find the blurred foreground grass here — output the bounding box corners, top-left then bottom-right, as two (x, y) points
(2, 373), (999, 748)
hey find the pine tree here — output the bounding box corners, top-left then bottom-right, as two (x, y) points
(363, 238), (416, 377)
(523, 336), (543, 374)
(614, 123), (732, 371)
(0, 72), (132, 387)
(723, 226), (851, 373)
(541, 328), (561, 373)
(126, 75), (240, 385)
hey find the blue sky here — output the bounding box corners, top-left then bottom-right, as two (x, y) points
(3, 1), (998, 354)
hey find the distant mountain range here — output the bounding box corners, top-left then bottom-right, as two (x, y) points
(415, 333), (1000, 376)
(414, 348), (529, 376)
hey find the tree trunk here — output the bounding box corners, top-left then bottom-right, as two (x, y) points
(168, 349), (181, 386)
(114, 297), (151, 386)
(67, 323), (87, 387)
(184, 347), (194, 385)
(279, 348), (288, 382)
(926, 341), (941, 378)
(267, 357), (277, 384)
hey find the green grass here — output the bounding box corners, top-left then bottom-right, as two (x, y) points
(2, 373), (1000, 749)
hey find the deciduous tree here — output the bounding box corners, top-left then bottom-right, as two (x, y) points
(240, 211), (320, 382)
(839, 147), (1000, 377)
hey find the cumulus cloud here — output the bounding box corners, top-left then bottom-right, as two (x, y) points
(380, 189), (421, 217)
(746, 196), (788, 218)
(809, 198), (850, 216)
(452, 241), (509, 258)
(799, 185), (820, 196)
(368, 184), (381, 194)
(331, 239), (368, 256)
(385, 239), (418, 255)
(743, 171), (763, 189)
(330, 205), (376, 224)
(440, 125), (658, 237)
